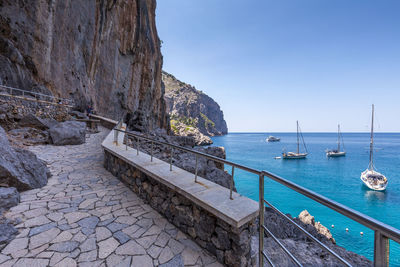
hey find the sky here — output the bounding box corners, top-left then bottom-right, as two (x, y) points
(156, 0), (400, 132)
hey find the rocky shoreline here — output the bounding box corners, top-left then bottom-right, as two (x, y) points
(250, 208), (372, 266)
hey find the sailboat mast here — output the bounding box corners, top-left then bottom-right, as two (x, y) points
(337, 124), (340, 152)
(297, 121), (300, 154)
(369, 104), (374, 170)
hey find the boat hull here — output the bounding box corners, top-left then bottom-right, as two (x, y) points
(360, 170), (388, 191)
(327, 151), (346, 157)
(282, 153), (308, 159)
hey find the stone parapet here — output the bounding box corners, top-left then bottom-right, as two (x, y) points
(102, 127), (258, 266)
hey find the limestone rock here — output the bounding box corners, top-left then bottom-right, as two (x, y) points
(18, 114), (56, 130)
(49, 121), (86, 146)
(0, 126), (49, 191)
(163, 71), (228, 137)
(0, 0), (168, 132)
(0, 187), (20, 211)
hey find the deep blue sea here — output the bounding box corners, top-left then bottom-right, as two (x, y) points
(211, 133), (400, 266)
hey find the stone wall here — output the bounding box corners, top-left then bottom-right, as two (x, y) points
(104, 150), (256, 267)
(0, 96), (70, 130)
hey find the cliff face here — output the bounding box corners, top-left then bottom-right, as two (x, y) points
(0, 0), (168, 131)
(163, 71), (228, 137)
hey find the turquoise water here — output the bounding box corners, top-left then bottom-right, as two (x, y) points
(211, 133), (400, 265)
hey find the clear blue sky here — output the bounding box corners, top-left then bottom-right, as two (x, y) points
(156, 0), (400, 132)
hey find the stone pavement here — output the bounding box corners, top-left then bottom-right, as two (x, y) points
(0, 127), (222, 267)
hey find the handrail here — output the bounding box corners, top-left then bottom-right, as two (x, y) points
(0, 84), (74, 106)
(114, 128), (261, 175)
(262, 170), (400, 244)
(112, 125), (400, 266)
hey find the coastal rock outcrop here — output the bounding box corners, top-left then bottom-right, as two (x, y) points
(0, 0), (168, 132)
(163, 71), (228, 143)
(0, 187), (19, 212)
(0, 126), (49, 191)
(250, 208), (372, 266)
(49, 121), (86, 146)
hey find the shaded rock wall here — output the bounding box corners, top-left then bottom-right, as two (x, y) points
(163, 71), (228, 136)
(0, 0), (168, 131)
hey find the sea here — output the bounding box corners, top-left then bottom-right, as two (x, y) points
(211, 132), (400, 266)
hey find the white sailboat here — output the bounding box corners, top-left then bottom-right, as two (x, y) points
(360, 105), (388, 191)
(282, 121), (308, 159)
(326, 124), (346, 157)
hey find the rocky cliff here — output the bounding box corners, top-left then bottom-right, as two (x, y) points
(0, 0), (168, 132)
(163, 71), (228, 140)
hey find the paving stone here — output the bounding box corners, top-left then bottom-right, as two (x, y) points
(79, 198), (97, 209)
(30, 227), (61, 249)
(113, 230), (130, 244)
(106, 254), (131, 267)
(155, 232), (171, 247)
(98, 237), (119, 259)
(78, 250), (97, 262)
(136, 218), (153, 229)
(158, 246), (174, 264)
(69, 248), (81, 258)
(143, 225), (162, 237)
(136, 234), (158, 249)
(115, 216), (137, 225)
(37, 251), (54, 258)
(78, 260), (104, 267)
(65, 212), (90, 224)
(182, 247), (200, 265)
(11, 249), (28, 258)
(1, 237), (28, 254)
(107, 222), (129, 233)
(130, 255), (153, 267)
(159, 254), (185, 267)
(26, 244), (49, 257)
(80, 238), (96, 252)
(72, 231), (87, 243)
(54, 257), (77, 267)
(14, 258), (49, 267)
(24, 208), (48, 219)
(47, 212), (64, 222)
(168, 239), (185, 255)
(96, 227), (112, 241)
(122, 225), (140, 236)
(49, 241), (79, 252)
(147, 245), (163, 259)
(29, 222), (57, 237)
(115, 240), (146, 256)
(24, 215), (51, 227)
(0, 254), (11, 264)
(52, 231), (73, 243)
(15, 228), (29, 238)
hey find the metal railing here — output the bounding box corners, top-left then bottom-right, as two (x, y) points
(0, 84), (74, 106)
(112, 122), (400, 267)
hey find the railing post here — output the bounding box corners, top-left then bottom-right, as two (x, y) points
(114, 129), (118, 145)
(259, 173), (265, 267)
(125, 134), (128, 151)
(374, 231), (389, 267)
(170, 148), (173, 171)
(195, 155), (198, 183)
(137, 137), (140, 155)
(151, 141), (154, 162)
(230, 166), (235, 200)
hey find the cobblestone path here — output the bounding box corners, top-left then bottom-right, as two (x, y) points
(0, 128), (221, 267)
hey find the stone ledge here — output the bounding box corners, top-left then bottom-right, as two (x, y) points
(101, 126), (259, 229)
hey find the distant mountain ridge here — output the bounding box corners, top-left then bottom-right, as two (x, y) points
(162, 71), (227, 145)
